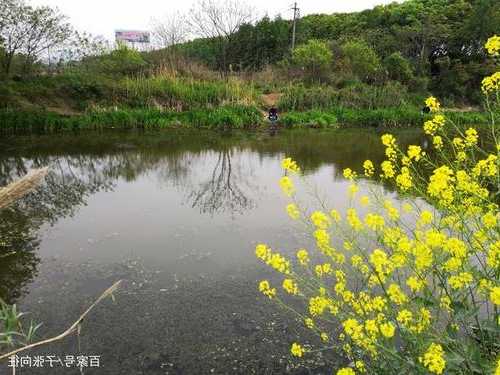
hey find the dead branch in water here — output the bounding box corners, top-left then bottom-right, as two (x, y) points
(0, 168), (49, 209)
(0, 280), (122, 362)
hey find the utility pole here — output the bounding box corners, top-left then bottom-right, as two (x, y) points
(291, 2), (299, 51)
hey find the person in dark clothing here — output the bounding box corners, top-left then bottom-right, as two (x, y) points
(268, 107), (278, 122)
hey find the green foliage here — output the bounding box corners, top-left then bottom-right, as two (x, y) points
(174, 0), (499, 103)
(0, 299), (41, 349)
(0, 72), (257, 112)
(280, 110), (338, 129)
(383, 52), (414, 84)
(279, 82), (423, 111)
(120, 76), (256, 109)
(278, 107), (490, 129)
(341, 39), (382, 83)
(291, 40), (333, 82)
(227, 16), (290, 71)
(97, 44), (147, 76)
(0, 105), (263, 133)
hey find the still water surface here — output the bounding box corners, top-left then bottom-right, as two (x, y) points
(0, 129), (422, 374)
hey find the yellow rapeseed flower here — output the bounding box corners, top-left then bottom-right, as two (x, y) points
(291, 342), (305, 357)
(365, 214), (385, 231)
(381, 134), (396, 147)
(402, 203), (413, 213)
(296, 248), (310, 266)
(485, 35), (500, 56)
(281, 157), (300, 173)
(440, 296), (452, 312)
(487, 241), (500, 269)
(343, 168), (357, 181)
(423, 115), (446, 135)
(311, 211), (331, 229)
(482, 211), (497, 228)
(355, 361), (365, 373)
(286, 203), (300, 220)
(279, 176), (295, 197)
(396, 167), (413, 191)
(406, 276), (424, 292)
(259, 280), (276, 299)
(419, 210), (434, 226)
(407, 145), (423, 161)
(360, 195), (370, 206)
(495, 357), (500, 375)
(381, 160), (395, 179)
(419, 343), (446, 374)
(448, 272), (473, 290)
(336, 368), (355, 375)
(380, 322), (395, 338)
(464, 128), (478, 147)
(283, 279), (299, 295)
(425, 96), (441, 112)
(304, 317), (314, 328)
(482, 72), (500, 94)
(348, 183), (359, 197)
(255, 244), (270, 260)
(397, 309), (413, 326)
(387, 283), (408, 305)
(330, 209), (341, 222)
(433, 136), (443, 150)
(347, 208), (363, 231)
(363, 160), (375, 177)
(491, 287), (500, 305)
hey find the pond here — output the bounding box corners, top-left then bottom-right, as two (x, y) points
(0, 128), (423, 374)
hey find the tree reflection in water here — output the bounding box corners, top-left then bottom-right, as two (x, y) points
(0, 159), (116, 304)
(0, 129), (417, 304)
(188, 149), (256, 215)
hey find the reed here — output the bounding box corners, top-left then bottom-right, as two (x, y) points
(0, 168), (48, 209)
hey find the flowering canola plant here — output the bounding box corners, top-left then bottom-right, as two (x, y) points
(255, 36), (500, 374)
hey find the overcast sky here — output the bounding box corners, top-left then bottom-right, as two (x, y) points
(28, 0), (401, 41)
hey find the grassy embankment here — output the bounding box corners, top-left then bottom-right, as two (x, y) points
(0, 73), (490, 133)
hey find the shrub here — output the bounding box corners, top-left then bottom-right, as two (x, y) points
(341, 40), (382, 83)
(383, 52), (414, 84)
(280, 110), (338, 128)
(291, 40), (333, 82)
(98, 44), (147, 76)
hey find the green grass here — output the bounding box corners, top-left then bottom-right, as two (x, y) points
(279, 110), (339, 128)
(0, 73), (258, 112)
(1, 73), (491, 133)
(278, 82), (425, 111)
(1, 105), (490, 133)
(279, 107), (490, 129)
(0, 105), (263, 133)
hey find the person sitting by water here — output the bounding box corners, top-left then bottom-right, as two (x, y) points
(268, 107), (278, 122)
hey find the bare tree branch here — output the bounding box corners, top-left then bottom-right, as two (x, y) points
(151, 12), (189, 49)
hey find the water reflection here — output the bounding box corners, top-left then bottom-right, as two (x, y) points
(0, 128), (424, 304)
(188, 149), (256, 215)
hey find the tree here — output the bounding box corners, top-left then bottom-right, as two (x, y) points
(227, 15), (290, 71)
(383, 52), (414, 84)
(151, 12), (190, 68)
(188, 0), (255, 74)
(151, 12), (189, 49)
(291, 39), (332, 82)
(0, 0), (73, 76)
(99, 44), (147, 76)
(341, 39), (382, 83)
